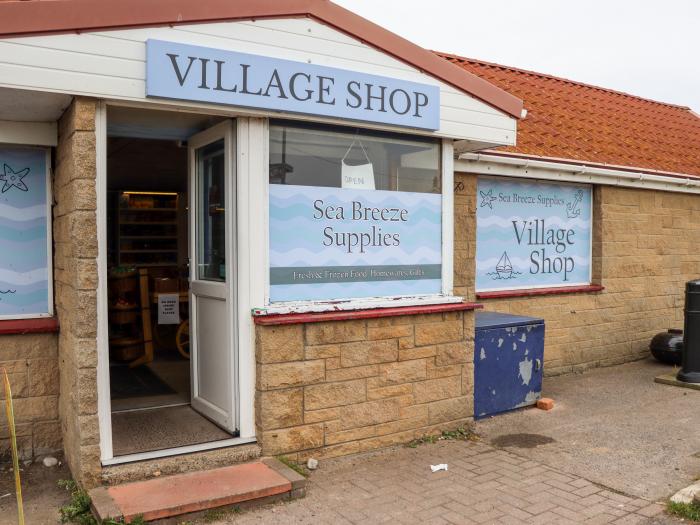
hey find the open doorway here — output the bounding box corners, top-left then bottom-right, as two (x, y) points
(105, 107), (236, 457)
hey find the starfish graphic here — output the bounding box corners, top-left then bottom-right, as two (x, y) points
(0, 163), (30, 193)
(479, 189), (497, 209)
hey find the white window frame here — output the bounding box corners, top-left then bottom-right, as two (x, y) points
(474, 175), (594, 293)
(0, 144), (54, 320)
(256, 131), (459, 315)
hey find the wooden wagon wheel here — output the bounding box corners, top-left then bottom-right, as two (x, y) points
(175, 320), (190, 359)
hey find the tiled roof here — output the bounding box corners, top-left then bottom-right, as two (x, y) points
(439, 52), (700, 177)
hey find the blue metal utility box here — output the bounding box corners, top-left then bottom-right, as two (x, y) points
(474, 311), (545, 419)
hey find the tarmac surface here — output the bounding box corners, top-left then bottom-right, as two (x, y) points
(476, 358), (700, 501)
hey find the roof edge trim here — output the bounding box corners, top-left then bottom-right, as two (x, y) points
(478, 150), (700, 181)
(0, 0), (523, 118)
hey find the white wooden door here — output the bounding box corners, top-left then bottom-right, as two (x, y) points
(188, 120), (237, 433)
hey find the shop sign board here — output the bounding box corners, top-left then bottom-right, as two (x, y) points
(146, 40), (440, 130)
(0, 146), (51, 318)
(476, 176), (592, 291)
(269, 185), (442, 302)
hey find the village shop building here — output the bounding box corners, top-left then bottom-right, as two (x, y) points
(442, 54), (700, 376)
(0, 0), (699, 491)
(0, 0), (523, 487)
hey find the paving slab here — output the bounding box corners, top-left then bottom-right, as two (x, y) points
(206, 440), (680, 524)
(90, 460), (296, 522)
(477, 358), (700, 500)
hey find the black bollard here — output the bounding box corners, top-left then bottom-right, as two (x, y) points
(677, 279), (700, 383)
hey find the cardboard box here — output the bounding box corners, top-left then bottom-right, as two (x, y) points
(153, 277), (178, 293)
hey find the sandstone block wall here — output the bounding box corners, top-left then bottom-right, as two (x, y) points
(0, 333), (60, 459)
(255, 311), (475, 460)
(456, 172), (698, 375)
(54, 97), (101, 486)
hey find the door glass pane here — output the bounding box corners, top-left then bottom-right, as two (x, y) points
(196, 139), (226, 281)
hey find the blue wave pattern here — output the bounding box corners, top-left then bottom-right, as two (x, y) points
(0, 147), (49, 316)
(270, 184), (442, 301)
(475, 177), (592, 291)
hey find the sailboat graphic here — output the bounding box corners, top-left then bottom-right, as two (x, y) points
(496, 251), (513, 279)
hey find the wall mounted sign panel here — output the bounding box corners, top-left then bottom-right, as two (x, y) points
(269, 184), (442, 302)
(476, 176), (592, 292)
(0, 146), (51, 318)
(146, 40), (440, 131)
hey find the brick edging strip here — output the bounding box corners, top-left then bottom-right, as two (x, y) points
(0, 316), (59, 335)
(477, 284), (604, 300)
(253, 302), (483, 325)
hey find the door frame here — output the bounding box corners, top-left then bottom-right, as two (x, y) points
(188, 120), (238, 432)
(96, 102), (261, 465)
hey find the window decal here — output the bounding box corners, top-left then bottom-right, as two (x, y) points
(476, 176), (592, 292)
(0, 146), (51, 318)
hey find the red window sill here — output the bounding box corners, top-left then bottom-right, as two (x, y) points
(253, 302), (483, 326)
(477, 285), (604, 300)
(0, 316), (60, 335)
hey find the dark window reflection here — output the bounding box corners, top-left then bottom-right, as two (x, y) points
(269, 121), (441, 193)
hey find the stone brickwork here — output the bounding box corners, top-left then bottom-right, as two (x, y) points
(0, 333), (60, 459)
(456, 172), (699, 375)
(54, 97), (101, 486)
(255, 311), (475, 460)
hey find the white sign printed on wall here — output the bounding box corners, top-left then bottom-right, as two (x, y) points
(475, 176), (593, 292)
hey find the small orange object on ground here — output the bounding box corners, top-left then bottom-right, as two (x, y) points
(537, 398), (554, 411)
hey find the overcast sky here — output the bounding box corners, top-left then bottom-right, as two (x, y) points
(333, 0), (700, 112)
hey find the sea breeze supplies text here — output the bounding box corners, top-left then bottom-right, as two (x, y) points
(313, 199), (409, 253)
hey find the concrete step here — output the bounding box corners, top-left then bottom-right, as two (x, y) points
(101, 443), (262, 485)
(90, 458), (305, 523)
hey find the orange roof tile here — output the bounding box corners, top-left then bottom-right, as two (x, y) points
(439, 52), (700, 177)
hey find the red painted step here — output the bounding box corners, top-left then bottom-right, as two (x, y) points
(90, 460), (304, 522)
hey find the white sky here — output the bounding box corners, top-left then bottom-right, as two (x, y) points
(333, 0), (700, 112)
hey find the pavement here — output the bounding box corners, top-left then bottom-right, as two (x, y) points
(2, 358), (697, 524)
(477, 358), (700, 501)
(209, 358), (696, 525)
(213, 440), (671, 524)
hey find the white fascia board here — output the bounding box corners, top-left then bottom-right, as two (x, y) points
(456, 153), (700, 195)
(0, 120), (57, 146)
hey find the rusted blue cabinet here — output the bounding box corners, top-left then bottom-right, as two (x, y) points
(474, 311), (545, 419)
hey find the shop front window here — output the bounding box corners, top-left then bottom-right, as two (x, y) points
(269, 121), (442, 303)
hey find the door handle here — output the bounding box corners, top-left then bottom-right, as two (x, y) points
(535, 358), (542, 371)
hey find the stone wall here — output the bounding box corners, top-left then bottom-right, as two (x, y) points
(0, 333), (60, 459)
(456, 172), (698, 375)
(54, 97), (101, 486)
(255, 311), (475, 460)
